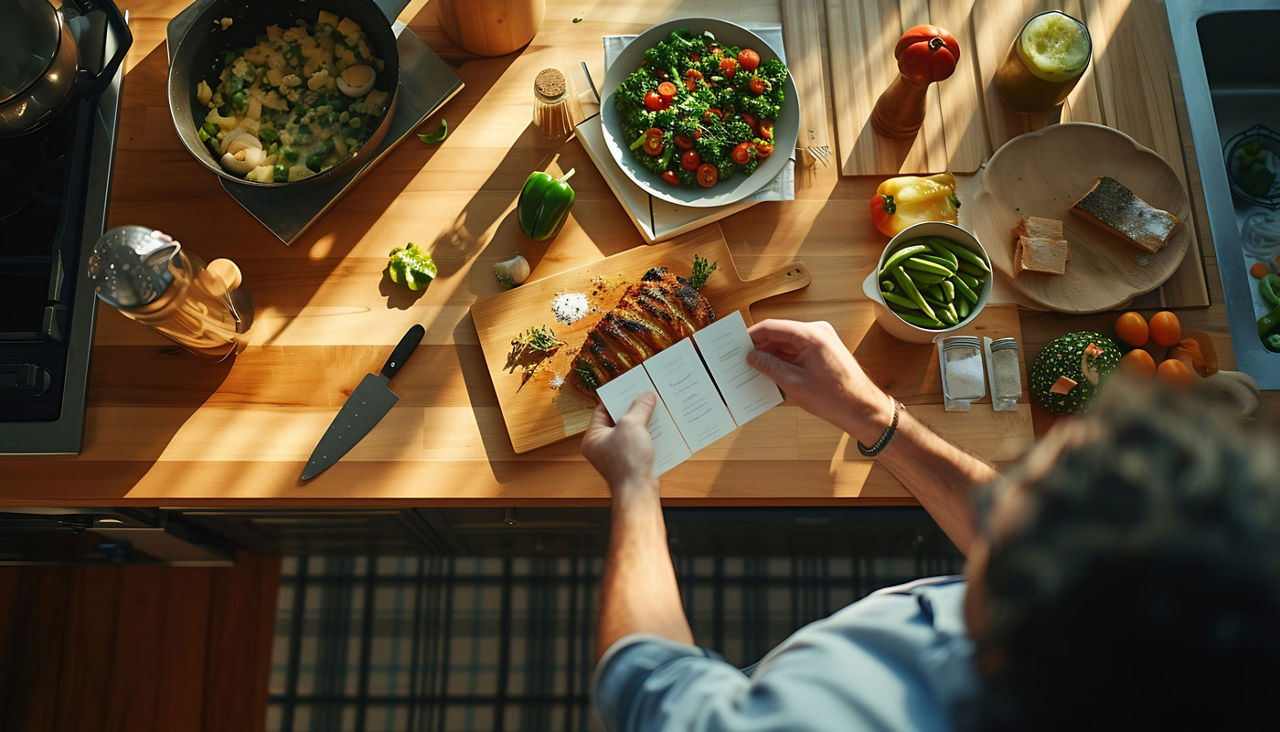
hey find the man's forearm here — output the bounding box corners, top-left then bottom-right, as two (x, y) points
(846, 401), (997, 555)
(596, 481), (694, 663)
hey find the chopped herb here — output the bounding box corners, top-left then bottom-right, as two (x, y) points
(513, 325), (564, 353)
(574, 361), (600, 391)
(417, 119), (448, 144)
(690, 254), (718, 290)
(387, 242), (437, 291)
(573, 17), (583, 23)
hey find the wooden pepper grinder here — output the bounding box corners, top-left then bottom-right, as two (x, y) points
(871, 25), (960, 139)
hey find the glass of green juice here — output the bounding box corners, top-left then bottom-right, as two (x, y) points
(993, 10), (1092, 114)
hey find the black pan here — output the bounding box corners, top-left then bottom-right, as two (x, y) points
(167, 0), (401, 189)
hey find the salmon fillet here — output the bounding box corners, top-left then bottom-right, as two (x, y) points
(1070, 176), (1179, 254)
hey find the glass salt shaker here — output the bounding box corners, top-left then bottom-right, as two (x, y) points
(936, 335), (986, 412)
(984, 337), (1022, 411)
(88, 226), (254, 361)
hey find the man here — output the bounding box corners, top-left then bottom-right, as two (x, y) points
(581, 319), (1280, 730)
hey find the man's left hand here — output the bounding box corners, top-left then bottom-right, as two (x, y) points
(581, 392), (658, 492)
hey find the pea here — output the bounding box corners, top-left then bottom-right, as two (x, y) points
(305, 151), (327, 171)
(273, 164), (288, 182)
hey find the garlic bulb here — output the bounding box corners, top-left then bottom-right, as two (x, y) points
(492, 254), (531, 289)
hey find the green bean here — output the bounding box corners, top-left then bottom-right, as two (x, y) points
(956, 272), (981, 289)
(904, 257), (954, 278)
(940, 280), (956, 302)
(956, 296), (971, 320)
(933, 239), (991, 272)
(916, 253), (958, 274)
(952, 275), (980, 305)
(958, 260), (988, 277)
(881, 279), (895, 293)
(891, 266), (938, 321)
(881, 290), (920, 311)
(891, 306), (945, 329)
(925, 240), (959, 269)
(908, 271), (948, 286)
(879, 244), (930, 277)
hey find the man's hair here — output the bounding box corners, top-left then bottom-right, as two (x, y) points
(975, 381), (1280, 730)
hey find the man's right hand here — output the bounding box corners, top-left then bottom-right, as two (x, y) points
(746, 319), (896, 446)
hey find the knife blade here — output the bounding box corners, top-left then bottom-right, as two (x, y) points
(300, 324), (425, 481)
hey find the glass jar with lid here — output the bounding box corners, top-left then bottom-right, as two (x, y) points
(993, 11), (1092, 114)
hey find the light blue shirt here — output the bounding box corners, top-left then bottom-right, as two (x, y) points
(593, 576), (977, 731)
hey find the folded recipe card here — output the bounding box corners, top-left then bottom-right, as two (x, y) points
(595, 311), (784, 476)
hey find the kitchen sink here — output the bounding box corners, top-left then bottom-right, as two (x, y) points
(1168, 0), (1280, 388)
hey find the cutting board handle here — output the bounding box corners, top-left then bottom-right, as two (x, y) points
(737, 261), (812, 306)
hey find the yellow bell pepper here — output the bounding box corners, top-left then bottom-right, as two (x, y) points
(869, 173), (960, 237)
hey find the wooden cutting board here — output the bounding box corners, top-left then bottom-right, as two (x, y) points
(825, 0), (990, 176)
(471, 227), (813, 454)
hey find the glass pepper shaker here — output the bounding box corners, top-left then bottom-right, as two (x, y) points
(88, 226), (254, 361)
(532, 67), (582, 140)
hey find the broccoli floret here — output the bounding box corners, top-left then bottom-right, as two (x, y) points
(624, 107), (656, 133)
(673, 116), (699, 138)
(677, 168), (696, 186)
(654, 107), (678, 128)
(694, 133), (724, 164)
(742, 158), (759, 175)
(740, 94), (781, 120)
(715, 158), (735, 181)
(759, 58), (788, 84)
(724, 117), (752, 141)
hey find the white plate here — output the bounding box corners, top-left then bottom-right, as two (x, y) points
(599, 18), (800, 208)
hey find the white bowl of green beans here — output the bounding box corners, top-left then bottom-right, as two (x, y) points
(861, 222), (993, 344)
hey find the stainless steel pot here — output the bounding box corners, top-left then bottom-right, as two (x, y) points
(0, 0), (131, 136)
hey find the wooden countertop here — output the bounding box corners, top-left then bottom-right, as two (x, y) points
(0, 0), (1267, 506)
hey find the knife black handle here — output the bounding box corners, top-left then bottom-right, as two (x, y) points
(381, 325), (425, 380)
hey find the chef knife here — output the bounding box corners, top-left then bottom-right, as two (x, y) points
(300, 324), (425, 481)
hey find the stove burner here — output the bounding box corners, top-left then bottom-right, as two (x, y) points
(0, 108), (70, 238)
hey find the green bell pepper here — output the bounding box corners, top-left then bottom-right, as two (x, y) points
(1260, 273), (1280, 308)
(517, 168), (576, 242)
(387, 242), (438, 291)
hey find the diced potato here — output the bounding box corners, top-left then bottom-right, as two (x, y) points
(333, 134), (348, 158)
(266, 67), (284, 87)
(266, 24), (282, 42)
(357, 40), (371, 60)
(281, 73), (302, 87)
(246, 165), (275, 182)
(307, 69), (334, 92)
(260, 91), (289, 111)
(196, 80), (212, 106)
(316, 10), (339, 27)
(205, 108), (238, 130)
(287, 165), (315, 182)
(235, 118), (260, 134)
(364, 89), (387, 113)
(243, 44), (270, 65)
(247, 97), (262, 120)
(337, 17), (362, 41)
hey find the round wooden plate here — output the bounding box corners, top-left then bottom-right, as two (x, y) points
(970, 122), (1192, 313)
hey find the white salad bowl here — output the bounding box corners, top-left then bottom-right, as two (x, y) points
(599, 17), (800, 208)
(861, 222), (993, 344)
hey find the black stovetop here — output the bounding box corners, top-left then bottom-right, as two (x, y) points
(0, 11), (125, 453)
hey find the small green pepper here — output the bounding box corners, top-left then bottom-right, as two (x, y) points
(1258, 304), (1280, 339)
(517, 168), (577, 242)
(387, 242), (438, 292)
(1260, 274), (1280, 308)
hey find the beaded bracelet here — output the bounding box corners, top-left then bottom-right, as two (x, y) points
(857, 399), (903, 457)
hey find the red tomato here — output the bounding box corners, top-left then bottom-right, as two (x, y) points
(689, 53), (699, 62)
(710, 45), (723, 57)
(696, 163), (718, 187)
(738, 49), (760, 71)
(643, 91), (664, 111)
(719, 57), (737, 77)
(673, 135), (694, 150)
(730, 141), (753, 165)
(681, 149), (701, 170)
(643, 128), (664, 156)
(758, 119), (774, 139)
(741, 112), (759, 134)
(754, 142), (774, 159)
(749, 77), (767, 95)
(661, 170), (680, 185)
(657, 81), (678, 99)
(683, 68), (703, 92)
(703, 108), (723, 122)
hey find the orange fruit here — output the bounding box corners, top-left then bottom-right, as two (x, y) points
(1114, 311), (1149, 347)
(1149, 311), (1182, 347)
(1119, 348), (1156, 377)
(1156, 358), (1194, 388)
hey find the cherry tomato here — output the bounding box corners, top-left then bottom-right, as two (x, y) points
(696, 163), (718, 188)
(643, 128), (664, 156)
(749, 77), (767, 95)
(730, 141), (753, 165)
(719, 57), (737, 77)
(741, 112), (759, 134)
(681, 149), (702, 170)
(710, 45), (723, 57)
(674, 135), (694, 150)
(758, 119), (774, 139)
(738, 48), (760, 72)
(754, 142), (774, 159)
(683, 68), (703, 92)
(661, 170), (680, 186)
(703, 108), (723, 122)
(643, 91), (664, 111)
(689, 53), (700, 62)
(657, 81), (678, 99)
